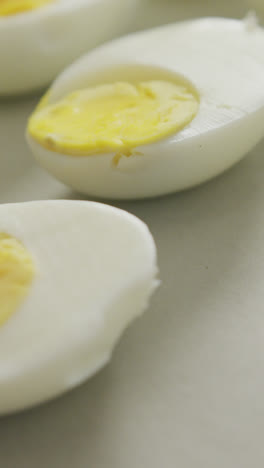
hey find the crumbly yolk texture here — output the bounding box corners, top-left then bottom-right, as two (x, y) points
(0, 233), (35, 327)
(0, 0), (54, 16)
(28, 80), (199, 156)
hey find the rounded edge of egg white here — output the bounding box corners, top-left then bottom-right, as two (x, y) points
(27, 104), (264, 200)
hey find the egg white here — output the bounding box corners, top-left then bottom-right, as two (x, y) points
(0, 0), (138, 95)
(27, 16), (264, 199)
(0, 200), (158, 414)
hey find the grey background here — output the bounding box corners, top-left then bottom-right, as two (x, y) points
(1, 1), (264, 467)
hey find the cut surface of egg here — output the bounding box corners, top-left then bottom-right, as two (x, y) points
(0, 0), (138, 95)
(28, 80), (199, 155)
(0, 200), (158, 415)
(27, 16), (264, 199)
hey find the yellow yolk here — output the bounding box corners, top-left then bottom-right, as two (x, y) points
(28, 80), (199, 156)
(0, 233), (35, 327)
(0, 0), (54, 16)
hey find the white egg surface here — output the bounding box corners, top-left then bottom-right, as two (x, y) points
(0, 200), (158, 415)
(0, 0), (138, 95)
(27, 16), (264, 199)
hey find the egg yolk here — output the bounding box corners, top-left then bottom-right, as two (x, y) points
(0, 0), (54, 16)
(28, 80), (199, 156)
(0, 233), (35, 327)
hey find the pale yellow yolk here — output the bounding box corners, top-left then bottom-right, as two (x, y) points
(0, 0), (55, 16)
(0, 233), (35, 327)
(28, 80), (199, 156)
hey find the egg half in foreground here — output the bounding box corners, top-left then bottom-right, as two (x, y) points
(0, 0), (138, 95)
(0, 200), (158, 415)
(27, 16), (264, 199)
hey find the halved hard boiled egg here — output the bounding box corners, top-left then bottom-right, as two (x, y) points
(0, 200), (158, 415)
(27, 16), (264, 199)
(0, 0), (138, 95)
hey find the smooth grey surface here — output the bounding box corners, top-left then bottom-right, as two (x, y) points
(1, 1), (264, 467)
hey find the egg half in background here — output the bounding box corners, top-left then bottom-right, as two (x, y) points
(27, 16), (264, 199)
(0, 200), (158, 415)
(0, 0), (138, 96)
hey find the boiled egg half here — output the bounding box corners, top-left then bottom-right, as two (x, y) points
(0, 200), (158, 415)
(0, 0), (138, 95)
(27, 16), (264, 199)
